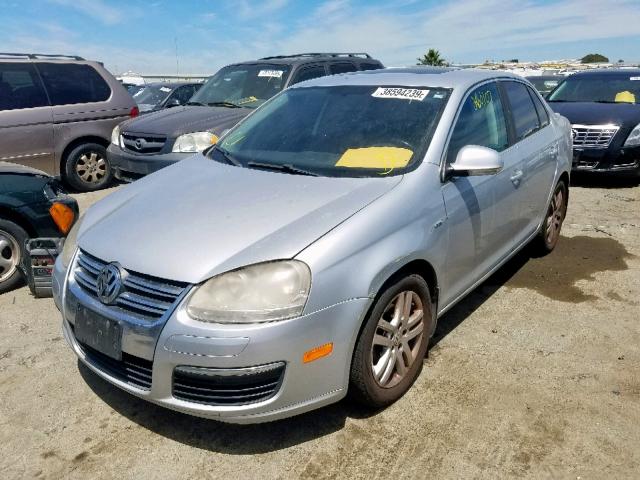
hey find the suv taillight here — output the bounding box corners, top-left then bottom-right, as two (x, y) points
(129, 106), (139, 118)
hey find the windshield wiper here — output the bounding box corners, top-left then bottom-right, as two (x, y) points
(185, 101), (205, 106)
(213, 146), (243, 166)
(246, 161), (319, 176)
(207, 101), (242, 108)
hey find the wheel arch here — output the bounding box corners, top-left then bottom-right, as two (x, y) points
(59, 135), (110, 174)
(0, 207), (37, 238)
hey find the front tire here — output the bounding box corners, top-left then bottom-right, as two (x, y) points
(63, 143), (112, 192)
(349, 274), (433, 408)
(0, 220), (27, 294)
(531, 180), (568, 255)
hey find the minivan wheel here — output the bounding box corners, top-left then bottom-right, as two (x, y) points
(63, 143), (112, 192)
(0, 220), (27, 294)
(532, 180), (568, 255)
(349, 274), (433, 408)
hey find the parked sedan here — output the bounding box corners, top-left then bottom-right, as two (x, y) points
(0, 162), (78, 293)
(526, 75), (561, 97)
(547, 69), (640, 176)
(54, 68), (571, 423)
(132, 82), (202, 114)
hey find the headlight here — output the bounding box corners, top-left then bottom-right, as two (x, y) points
(59, 214), (84, 270)
(187, 261), (311, 324)
(624, 123), (640, 147)
(111, 125), (121, 146)
(172, 131), (218, 153)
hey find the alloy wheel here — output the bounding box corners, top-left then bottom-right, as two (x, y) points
(76, 152), (107, 185)
(371, 290), (425, 388)
(0, 229), (20, 283)
(545, 188), (565, 245)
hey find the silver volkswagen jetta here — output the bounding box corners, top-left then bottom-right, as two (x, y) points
(53, 68), (571, 423)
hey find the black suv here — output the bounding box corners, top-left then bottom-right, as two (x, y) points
(547, 69), (640, 177)
(107, 53), (383, 181)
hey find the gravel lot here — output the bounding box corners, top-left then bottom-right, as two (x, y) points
(1, 177), (638, 479)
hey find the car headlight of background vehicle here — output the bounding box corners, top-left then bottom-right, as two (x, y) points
(172, 132), (218, 153)
(187, 261), (311, 324)
(624, 123), (640, 147)
(111, 125), (122, 148)
(60, 214), (84, 270)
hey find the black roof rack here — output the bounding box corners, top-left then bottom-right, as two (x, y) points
(0, 52), (85, 61)
(259, 52), (372, 60)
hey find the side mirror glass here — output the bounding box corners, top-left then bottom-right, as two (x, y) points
(448, 145), (503, 177)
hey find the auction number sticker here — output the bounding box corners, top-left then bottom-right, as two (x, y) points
(372, 87), (429, 101)
(630, 76), (640, 81)
(258, 69), (284, 78)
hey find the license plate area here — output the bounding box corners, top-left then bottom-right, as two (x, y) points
(75, 305), (123, 360)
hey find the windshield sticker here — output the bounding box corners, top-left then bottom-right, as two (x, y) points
(433, 92), (445, 99)
(258, 69), (284, 78)
(160, 87), (172, 93)
(615, 91), (636, 103)
(372, 87), (429, 101)
(471, 90), (492, 110)
(630, 77), (640, 81)
(335, 147), (413, 174)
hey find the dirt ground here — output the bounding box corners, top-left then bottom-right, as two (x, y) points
(0, 176), (638, 479)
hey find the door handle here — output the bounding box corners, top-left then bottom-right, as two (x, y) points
(510, 169), (524, 186)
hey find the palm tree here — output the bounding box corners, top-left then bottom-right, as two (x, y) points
(417, 49), (447, 66)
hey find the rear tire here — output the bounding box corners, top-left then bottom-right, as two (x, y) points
(349, 274), (433, 408)
(531, 180), (568, 255)
(63, 143), (112, 192)
(0, 219), (27, 294)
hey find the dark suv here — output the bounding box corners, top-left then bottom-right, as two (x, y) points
(547, 69), (640, 177)
(0, 53), (138, 191)
(108, 53), (383, 181)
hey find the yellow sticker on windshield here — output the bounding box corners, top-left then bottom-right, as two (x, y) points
(335, 147), (413, 170)
(615, 91), (636, 103)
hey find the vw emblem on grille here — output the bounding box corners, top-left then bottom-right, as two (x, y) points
(96, 263), (123, 305)
(134, 138), (146, 150)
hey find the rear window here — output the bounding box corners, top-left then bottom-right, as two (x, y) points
(503, 81), (541, 141)
(37, 63), (111, 106)
(0, 62), (49, 110)
(360, 63), (382, 71)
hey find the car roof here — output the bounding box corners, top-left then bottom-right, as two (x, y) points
(227, 53), (381, 68)
(144, 81), (198, 88)
(568, 68), (640, 77)
(293, 67), (524, 90)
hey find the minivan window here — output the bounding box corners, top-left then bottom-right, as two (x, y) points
(329, 63), (358, 75)
(447, 82), (509, 162)
(215, 85), (450, 178)
(503, 81), (540, 141)
(0, 62), (49, 110)
(37, 63), (111, 105)
(189, 64), (290, 109)
(291, 65), (326, 85)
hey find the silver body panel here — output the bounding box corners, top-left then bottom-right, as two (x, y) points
(54, 68), (571, 423)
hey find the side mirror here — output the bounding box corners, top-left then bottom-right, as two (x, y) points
(448, 145), (503, 177)
(166, 98), (181, 108)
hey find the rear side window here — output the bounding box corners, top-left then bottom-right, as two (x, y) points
(171, 85), (197, 104)
(37, 63), (111, 105)
(528, 86), (550, 127)
(447, 82), (509, 162)
(290, 65), (326, 85)
(0, 62), (49, 110)
(503, 81), (540, 141)
(360, 63), (382, 71)
(329, 63), (357, 74)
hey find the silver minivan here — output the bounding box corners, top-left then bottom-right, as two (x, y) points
(54, 68), (572, 423)
(0, 53), (138, 191)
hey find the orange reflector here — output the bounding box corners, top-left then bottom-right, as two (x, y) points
(49, 203), (75, 235)
(210, 134), (219, 144)
(303, 343), (333, 363)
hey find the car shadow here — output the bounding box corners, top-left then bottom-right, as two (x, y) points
(78, 247), (534, 453)
(570, 172), (640, 189)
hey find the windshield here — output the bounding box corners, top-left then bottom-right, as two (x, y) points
(212, 85), (450, 177)
(189, 64), (291, 109)
(548, 74), (640, 104)
(133, 85), (173, 106)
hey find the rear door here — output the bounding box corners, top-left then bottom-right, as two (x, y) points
(0, 61), (54, 173)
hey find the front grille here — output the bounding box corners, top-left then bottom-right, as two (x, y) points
(172, 363), (285, 406)
(572, 124), (619, 149)
(77, 339), (153, 390)
(121, 133), (166, 154)
(74, 250), (188, 320)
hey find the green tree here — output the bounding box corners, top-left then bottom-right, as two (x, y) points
(417, 49), (447, 66)
(581, 53), (609, 64)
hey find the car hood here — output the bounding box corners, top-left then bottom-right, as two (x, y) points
(78, 155), (402, 284)
(0, 161), (49, 177)
(548, 101), (640, 127)
(120, 105), (251, 137)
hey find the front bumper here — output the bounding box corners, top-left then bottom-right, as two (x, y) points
(572, 145), (640, 176)
(53, 257), (369, 423)
(107, 144), (192, 182)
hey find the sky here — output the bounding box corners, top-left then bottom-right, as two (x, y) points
(1, 0), (640, 75)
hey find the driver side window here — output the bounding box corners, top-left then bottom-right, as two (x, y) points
(447, 82), (509, 163)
